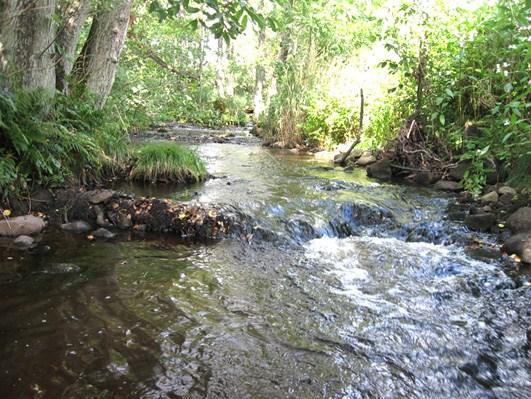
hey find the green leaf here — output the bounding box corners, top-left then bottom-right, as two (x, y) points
(439, 113), (446, 126)
(502, 132), (513, 143)
(504, 82), (513, 93)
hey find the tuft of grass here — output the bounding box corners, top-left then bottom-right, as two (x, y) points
(129, 142), (207, 184)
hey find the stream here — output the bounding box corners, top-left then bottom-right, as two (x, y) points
(0, 127), (529, 398)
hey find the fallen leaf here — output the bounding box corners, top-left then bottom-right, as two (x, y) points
(510, 254), (522, 263)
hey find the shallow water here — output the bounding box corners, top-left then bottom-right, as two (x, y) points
(0, 139), (529, 398)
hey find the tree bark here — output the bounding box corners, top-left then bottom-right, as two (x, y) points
(0, 0), (18, 88)
(253, 29), (266, 118)
(55, 0), (92, 92)
(1, 0), (56, 92)
(74, 0), (132, 108)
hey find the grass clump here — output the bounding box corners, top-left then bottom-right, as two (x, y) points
(129, 142), (207, 184)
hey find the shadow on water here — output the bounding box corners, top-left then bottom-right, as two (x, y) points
(0, 139), (530, 398)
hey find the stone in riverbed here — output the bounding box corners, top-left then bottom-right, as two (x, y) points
(480, 191), (499, 204)
(87, 189), (115, 205)
(498, 186), (517, 196)
(355, 152), (377, 167)
(411, 171), (439, 186)
(117, 212), (132, 230)
(502, 232), (531, 264)
(366, 159), (392, 181)
(61, 220), (91, 234)
(464, 212), (496, 231)
(434, 180), (462, 192)
(448, 161), (470, 181)
(14, 235), (34, 248)
(92, 228), (116, 240)
(0, 215), (45, 237)
(39, 263), (81, 275)
(507, 207), (531, 234)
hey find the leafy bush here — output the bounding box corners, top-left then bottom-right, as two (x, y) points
(129, 142), (206, 183)
(301, 96), (359, 148)
(376, 0), (530, 190)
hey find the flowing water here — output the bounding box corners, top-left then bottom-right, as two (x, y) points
(0, 131), (529, 398)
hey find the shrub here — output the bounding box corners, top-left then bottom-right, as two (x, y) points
(301, 96), (360, 149)
(129, 142), (207, 184)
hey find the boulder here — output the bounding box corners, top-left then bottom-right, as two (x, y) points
(333, 152), (346, 164)
(464, 213), (496, 231)
(502, 233), (531, 264)
(499, 194), (514, 206)
(434, 180), (462, 192)
(0, 215), (46, 237)
(413, 171), (439, 186)
(14, 235), (34, 248)
(355, 152), (377, 167)
(498, 186), (517, 197)
(87, 190), (115, 205)
(507, 207), (531, 234)
(458, 192), (474, 204)
(61, 220), (91, 234)
(366, 160), (392, 181)
(92, 228), (116, 240)
(344, 148), (364, 165)
(480, 191), (499, 204)
(448, 162), (470, 181)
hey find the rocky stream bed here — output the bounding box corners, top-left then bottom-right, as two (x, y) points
(0, 125), (529, 398)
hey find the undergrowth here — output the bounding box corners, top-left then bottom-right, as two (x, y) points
(0, 88), (131, 200)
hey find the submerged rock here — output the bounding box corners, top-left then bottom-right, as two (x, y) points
(92, 228), (116, 240)
(507, 207), (531, 234)
(502, 233), (531, 264)
(39, 263), (81, 274)
(61, 220), (91, 234)
(0, 215), (45, 237)
(13, 235), (34, 249)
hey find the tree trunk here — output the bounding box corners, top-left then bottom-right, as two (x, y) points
(55, 0), (92, 93)
(74, 0), (132, 108)
(0, 0), (17, 88)
(253, 29), (266, 118)
(1, 0), (56, 92)
(215, 38), (225, 97)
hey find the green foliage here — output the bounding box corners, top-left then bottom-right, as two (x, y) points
(147, 0), (277, 42)
(376, 0), (530, 189)
(129, 142), (206, 183)
(301, 96), (359, 148)
(262, 0), (382, 145)
(365, 96), (410, 149)
(0, 88), (132, 198)
(120, 10), (251, 129)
